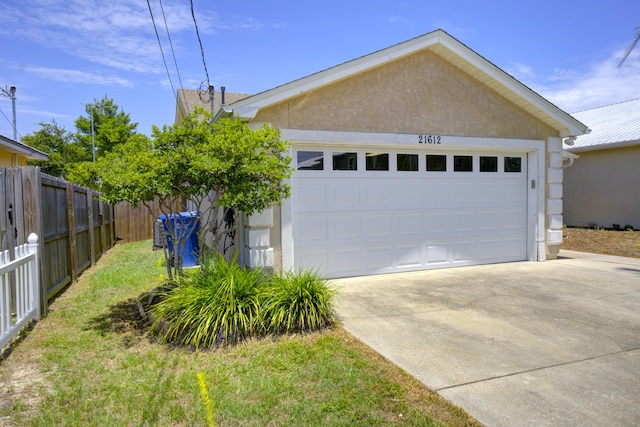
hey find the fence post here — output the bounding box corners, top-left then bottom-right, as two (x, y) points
(99, 199), (106, 251)
(66, 182), (78, 283)
(25, 167), (47, 316)
(88, 190), (95, 266)
(27, 233), (40, 320)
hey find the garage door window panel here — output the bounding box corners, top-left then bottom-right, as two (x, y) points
(297, 151), (324, 170)
(397, 154), (419, 171)
(454, 155), (473, 172)
(366, 153), (389, 171)
(480, 156), (498, 172)
(504, 157), (522, 172)
(333, 152), (358, 170)
(426, 154), (447, 171)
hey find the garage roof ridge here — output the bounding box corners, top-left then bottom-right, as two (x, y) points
(214, 29), (589, 137)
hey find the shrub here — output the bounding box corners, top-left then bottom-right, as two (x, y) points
(259, 270), (336, 334)
(150, 253), (264, 348)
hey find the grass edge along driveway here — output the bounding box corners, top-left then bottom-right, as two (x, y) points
(0, 240), (480, 427)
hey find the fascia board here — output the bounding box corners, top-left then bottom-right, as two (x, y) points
(566, 139), (640, 153)
(212, 105), (234, 122)
(0, 136), (49, 160)
(228, 31), (444, 113)
(434, 32), (589, 137)
(227, 29), (589, 137)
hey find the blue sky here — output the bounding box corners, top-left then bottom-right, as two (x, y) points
(1, 0), (639, 140)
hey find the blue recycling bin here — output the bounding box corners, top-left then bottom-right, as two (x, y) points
(158, 211), (200, 268)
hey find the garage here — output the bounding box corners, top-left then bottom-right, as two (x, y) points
(290, 146), (528, 277)
(184, 29), (589, 275)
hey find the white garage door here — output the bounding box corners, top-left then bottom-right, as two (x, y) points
(291, 148), (528, 278)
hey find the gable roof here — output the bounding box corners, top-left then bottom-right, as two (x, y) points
(565, 98), (640, 152)
(0, 134), (49, 161)
(214, 29), (588, 138)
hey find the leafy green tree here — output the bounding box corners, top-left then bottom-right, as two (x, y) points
(75, 96), (138, 160)
(24, 120), (88, 177)
(94, 108), (292, 277)
(23, 97), (138, 184)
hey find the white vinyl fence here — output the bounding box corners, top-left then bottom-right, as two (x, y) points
(0, 233), (40, 350)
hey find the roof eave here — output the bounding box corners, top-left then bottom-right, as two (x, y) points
(0, 135), (49, 161)
(566, 139), (640, 153)
(430, 32), (589, 137)
(212, 104), (257, 122)
(223, 29), (590, 137)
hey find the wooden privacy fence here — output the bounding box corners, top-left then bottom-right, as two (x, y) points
(0, 167), (115, 314)
(115, 197), (186, 244)
(0, 233), (40, 350)
(40, 174), (115, 301)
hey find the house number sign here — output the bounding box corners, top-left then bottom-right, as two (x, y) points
(417, 134), (442, 144)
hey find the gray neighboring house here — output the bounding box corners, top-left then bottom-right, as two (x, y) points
(563, 98), (640, 229)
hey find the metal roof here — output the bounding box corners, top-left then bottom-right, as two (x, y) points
(566, 98), (640, 152)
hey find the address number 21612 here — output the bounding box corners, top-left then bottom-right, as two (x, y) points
(418, 135), (442, 144)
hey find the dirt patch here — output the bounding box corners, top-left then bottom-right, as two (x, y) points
(561, 228), (640, 258)
(0, 356), (47, 426)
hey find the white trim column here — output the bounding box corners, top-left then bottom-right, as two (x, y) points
(546, 136), (564, 259)
(246, 207), (274, 268)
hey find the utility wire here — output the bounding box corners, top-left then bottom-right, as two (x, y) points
(190, 0), (213, 104)
(146, 0), (184, 118)
(0, 106), (21, 139)
(157, 0), (190, 116)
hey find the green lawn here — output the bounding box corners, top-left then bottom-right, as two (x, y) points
(0, 241), (479, 426)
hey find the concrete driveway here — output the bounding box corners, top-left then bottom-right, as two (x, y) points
(334, 250), (640, 426)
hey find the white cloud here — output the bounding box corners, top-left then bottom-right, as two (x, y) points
(512, 48), (640, 113)
(0, 0), (208, 74)
(389, 16), (410, 25)
(24, 66), (133, 87)
(507, 64), (537, 81)
(0, 0), (281, 77)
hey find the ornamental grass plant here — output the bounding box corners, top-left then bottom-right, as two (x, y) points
(150, 253), (264, 348)
(259, 270), (336, 334)
(150, 254), (336, 347)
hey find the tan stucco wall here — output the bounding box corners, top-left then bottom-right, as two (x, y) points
(564, 145), (640, 228)
(0, 151), (27, 167)
(254, 49), (556, 141)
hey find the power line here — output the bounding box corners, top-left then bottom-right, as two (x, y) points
(0, 106), (22, 140)
(157, 0), (190, 115)
(190, 0), (213, 104)
(146, 0), (182, 115)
